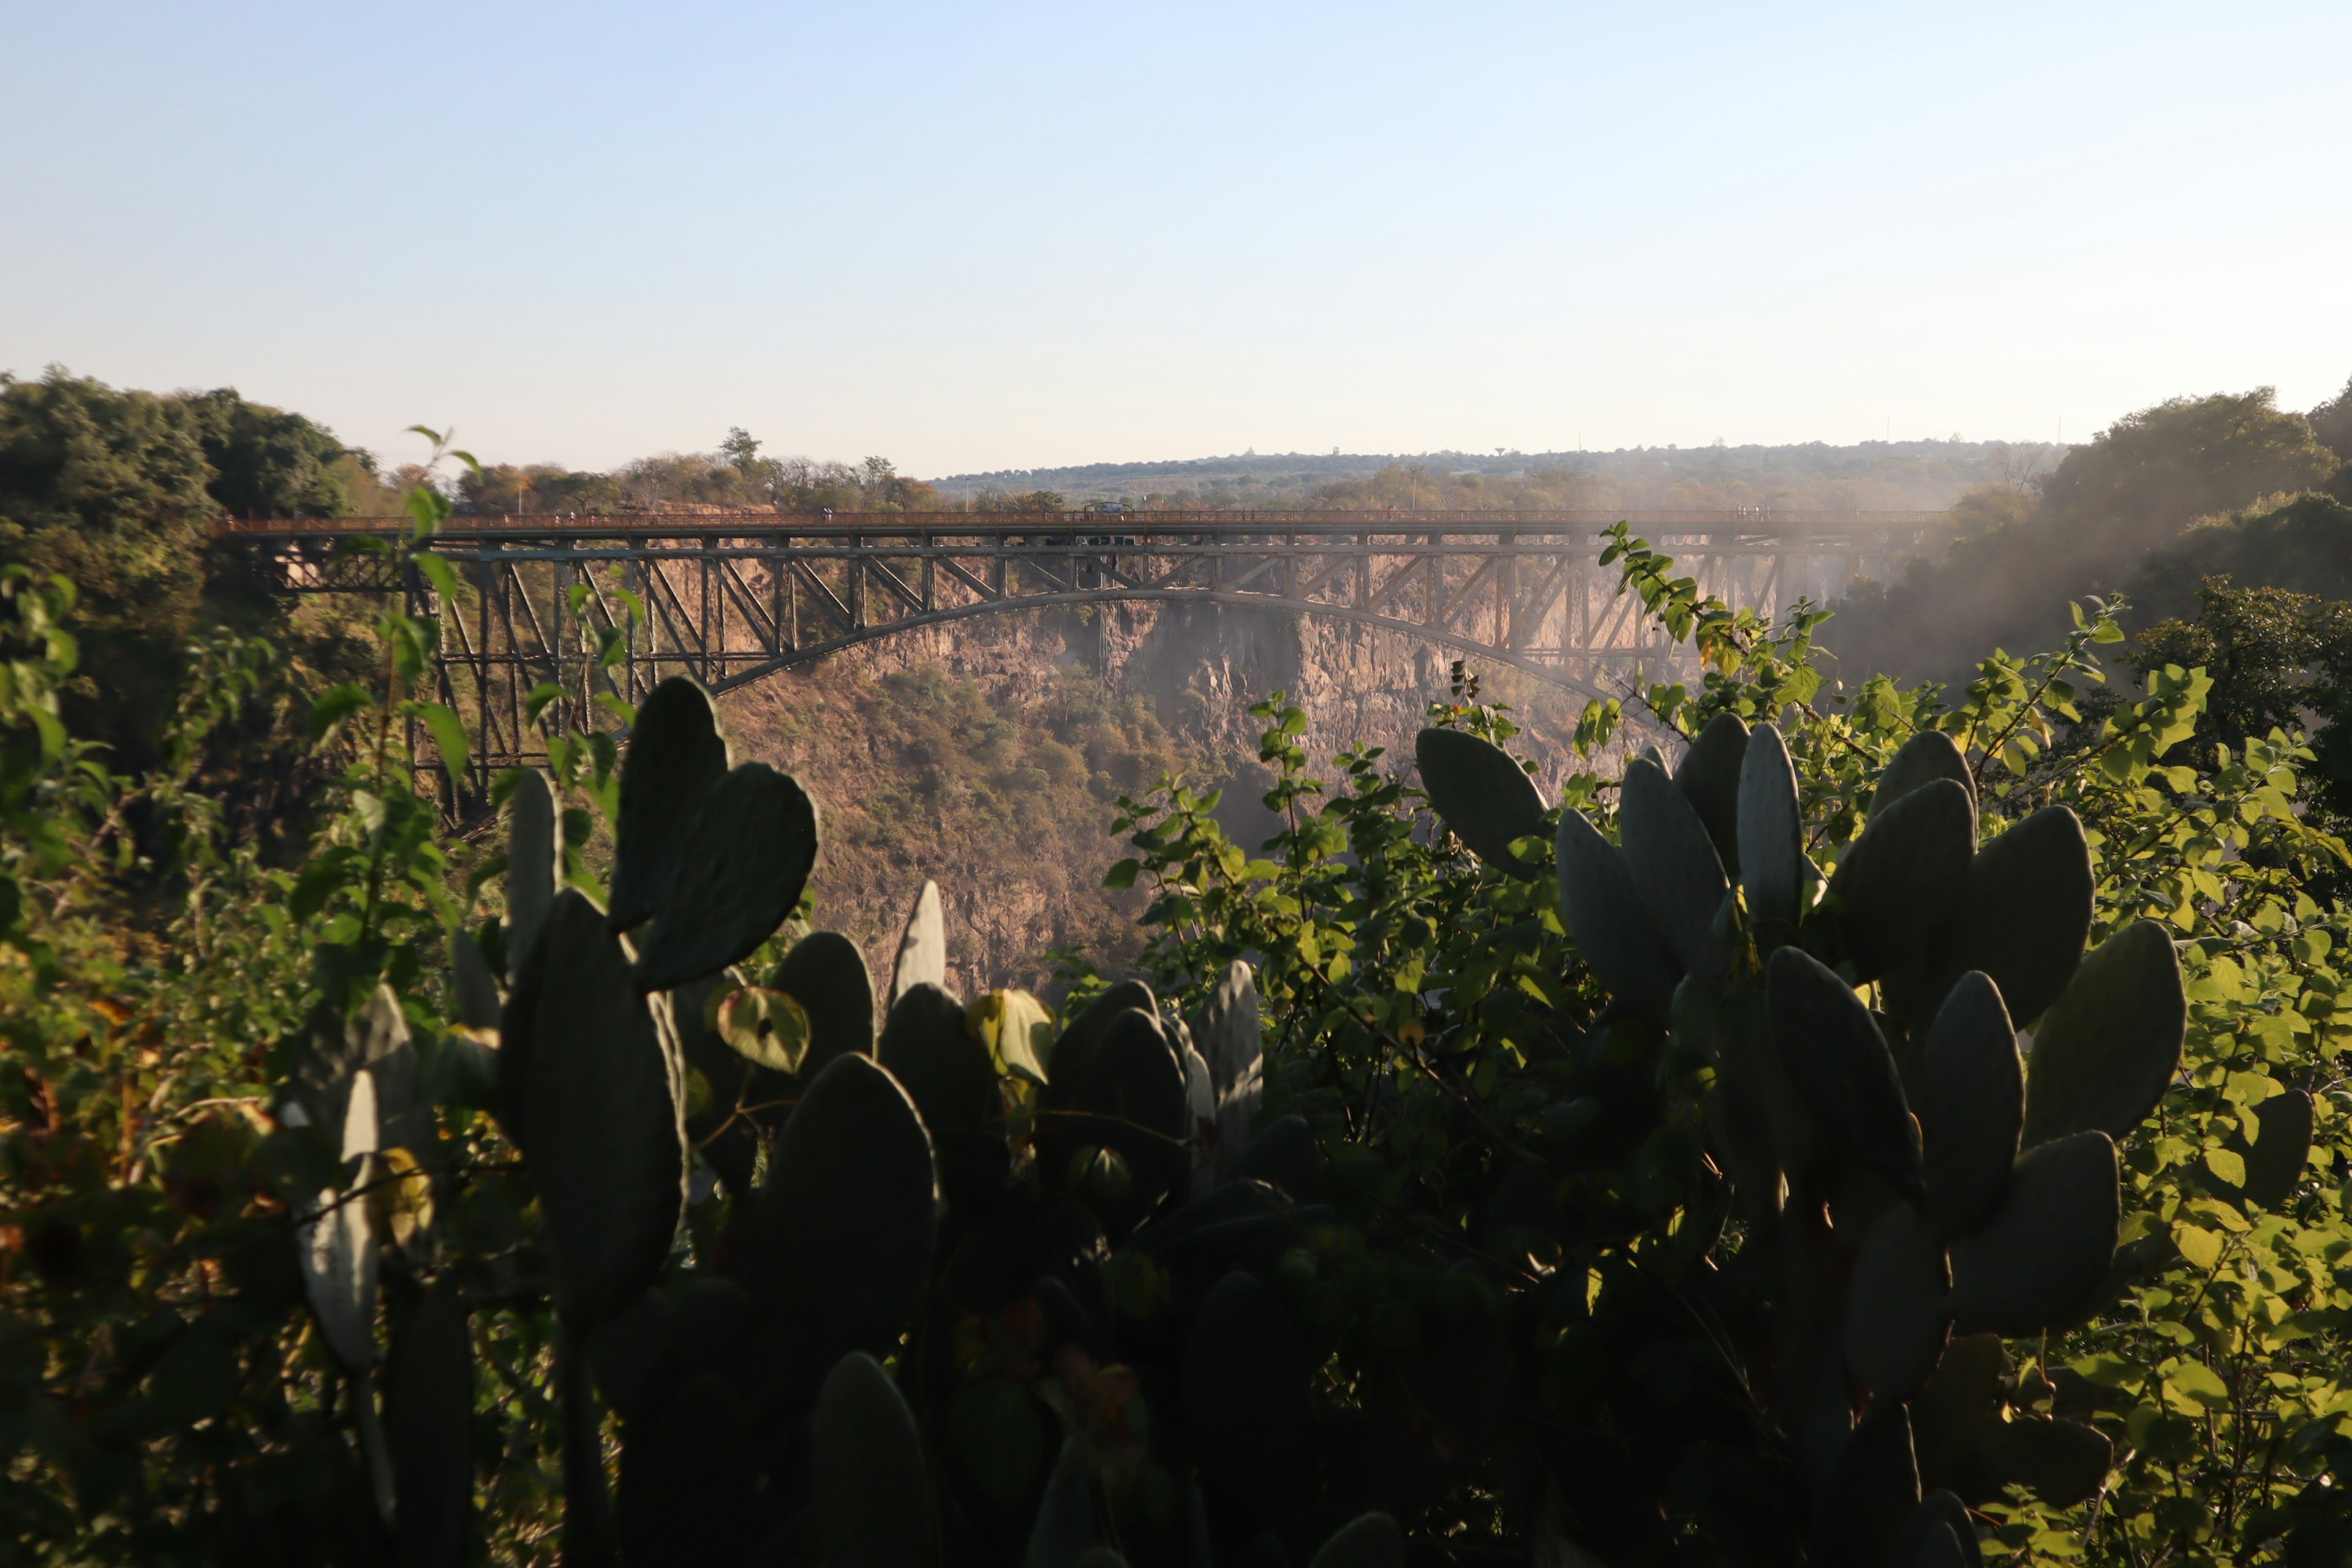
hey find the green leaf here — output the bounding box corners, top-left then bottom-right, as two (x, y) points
(2164, 1360), (2231, 1413)
(1104, 858), (1140, 889)
(412, 552), (462, 603)
(2173, 1221), (2222, 1272)
(715, 985), (812, 1074)
(2204, 1147), (2247, 1188)
(524, 684), (567, 726)
(311, 683), (374, 741)
(412, 703), (470, 783)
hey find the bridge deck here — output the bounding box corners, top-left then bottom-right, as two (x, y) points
(214, 507), (1942, 542)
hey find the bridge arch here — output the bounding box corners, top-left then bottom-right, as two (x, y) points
(701, 586), (1621, 704)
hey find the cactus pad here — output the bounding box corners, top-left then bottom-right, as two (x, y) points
(880, 981), (1009, 1215)
(1845, 1204), (1953, 1401)
(1675, 711), (1749, 876)
(770, 929), (877, 1077)
(814, 1352), (935, 1568)
(609, 677), (731, 932)
(505, 767), (559, 979)
(1766, 946), (1927, 1205)
(630, 762), (818, 992)
(1555, 807), (1680, 1022)
(2021, 919), (2184, 1146)
(1823, 778), (1974, 982)
(1737, 722), (1805, 937)
(1621, 756), (1733, 981)
(739, 1053), (938, 1411)
(1917, 972), (2023, 1238)
(1414, 726), (1549, 876)
(1947, 1131), (2118, 1336)
(501, 889), (688, 1330)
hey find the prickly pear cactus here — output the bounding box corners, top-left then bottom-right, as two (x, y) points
(452, 677), (1404, 1567)
(1417, 715), (2190, 1552)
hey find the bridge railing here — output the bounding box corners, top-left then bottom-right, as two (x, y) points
(214, 507), (1947, 539)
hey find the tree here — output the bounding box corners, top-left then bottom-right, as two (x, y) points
(177, 388), (356, 519)
(1828, 389), (2343, 686)
(2127, 491), (2352, 628)
(2133, 571), (2352, 832)
(0, 371), (372, 809)
(457, 462), (624, 515)
(2038, 386), (2338, 551)
(0, 369), (218, 758)
(2312, 374), (2352, 465)
(2133, 576), (2352, 744)
(721, 424), (763, 472)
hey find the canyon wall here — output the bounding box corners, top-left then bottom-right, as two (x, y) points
(714, 600), (1616, 1000)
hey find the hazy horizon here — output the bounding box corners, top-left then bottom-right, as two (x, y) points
(7, 2), (2348, 473)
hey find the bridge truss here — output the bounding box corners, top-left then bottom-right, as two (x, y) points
(219, 508), (1937, 804)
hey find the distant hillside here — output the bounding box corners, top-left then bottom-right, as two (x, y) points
(928, 439), (2064, 512)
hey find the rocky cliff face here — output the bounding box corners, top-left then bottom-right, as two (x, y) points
(715, 600), (1610, 999)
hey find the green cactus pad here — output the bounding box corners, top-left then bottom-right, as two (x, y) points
(948, 1376), (1047, 1511)
(1981, 1414), (2113, 1507)
(813, 1352), (936, 1568)
(1766, 947), (1927, 1205)
(1193, 960), (1264, 1156)
(740, 1053), (938, 1411)
(1045, 1008), (1191, 1235)
(1049, 979), (1158, 1088)
(770, 929), (877, 1077)
(1912, 1523), (1967, 1568)
(2222, 1088), (2314, 1212)
(880, 982), (1009, 1215)
(1621, 756), (1733, 981)
(1898, 806), (2094, 1032)
(1918, 972), (2023, 1238)
(2021, 919), (2184, 1146)
(1878, 731), (1977, 829)
(1414, 727), (1548, 876)
(450, 927), (502, 1029)
(1948, 1131), (2118, 1336)
(609, 677), (731, 933)
(1184, 1271), (1313, 1531)
(1845, 1204), (1953, 1401)
(1910, 1332), (2117, 1507)
(1813, 1404), (1921, 1568)
(1025, 1438), (1102, 1568)
(1555, 808), (1680, 1022)
(500, 889), (687, 1330)
(1822, 777), (1975, 981)
(614, 1370), (760, 1567)
(387, 1276), (474, 1567)
(1901, 1492), (1982, 1568)
(891, 878), (948, 1002)
(1232, 1114), (1325, 1203)
(1675, 710), (1749, 876)
(1706, 1029), (1785, 1221)
(630, 762), (818, 993)
(1738, 723), (1806, 937)
(584, 1289), (677, 1427)
(505, 768), (559, 981)
(1307, 1513), (1404, 1568)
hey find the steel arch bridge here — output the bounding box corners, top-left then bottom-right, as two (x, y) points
(219, 508), (1938, 800)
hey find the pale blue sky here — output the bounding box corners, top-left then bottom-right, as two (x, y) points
(5, 2), (2348, 475)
